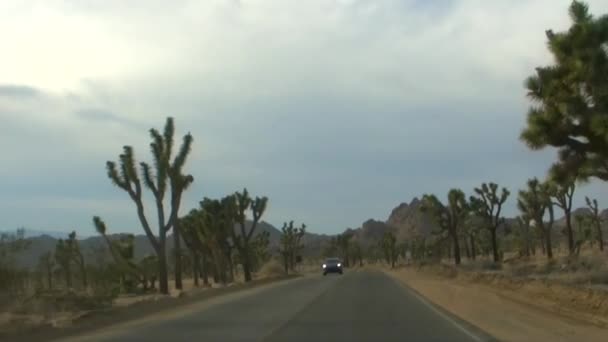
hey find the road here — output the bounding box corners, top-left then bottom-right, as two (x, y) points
(62, 269), (491, 342)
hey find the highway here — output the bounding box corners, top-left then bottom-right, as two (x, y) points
(62, 269), (491, 342)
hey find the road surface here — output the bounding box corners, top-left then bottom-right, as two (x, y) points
(62, 269), (491, 342)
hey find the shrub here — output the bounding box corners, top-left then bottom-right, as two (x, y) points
(258, 259), (285, 278)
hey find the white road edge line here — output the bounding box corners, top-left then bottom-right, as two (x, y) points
(392, 276), (484, 342)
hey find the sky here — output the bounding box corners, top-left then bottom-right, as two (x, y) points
(1, 0), (608, 236)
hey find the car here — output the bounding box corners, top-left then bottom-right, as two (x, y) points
(322, 257), (343, 275)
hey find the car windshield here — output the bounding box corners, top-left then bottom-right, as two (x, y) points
(325, 258), (340, 263)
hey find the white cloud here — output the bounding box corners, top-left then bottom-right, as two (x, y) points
(1, 0), (608, 234)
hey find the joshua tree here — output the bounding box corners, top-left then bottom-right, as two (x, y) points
(67, 231), (88, 288)
(462, 213), (484, 260)
(547, 177), (577, 254)
(139, 255), (159, 290)
(513, 215), (533, 257)
(97, 117), (193, 294)
(380, 231), (398, 268)
(250, 231), (271, 272)
(336, 232), (354, 267)
(421, 189), (468, 265)
(38, 252), (55, 290)
(518, 178), (555, 259)
(469, 183), (510, 262)
(232, 188), (268, 282)
(54, 240), (73, 288)
(574, 214), (592, 255)
(521, 1), (608, 183)
(351, 241), (364, 267)
(585, 197), (605, 251)
(93, 217), (144, 292)
(279, 221), (306, 273)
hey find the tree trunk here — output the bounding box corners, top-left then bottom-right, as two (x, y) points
(464, 237), (471, 259)
(174, 230), (183, 290)
(544, 225), (553, 259)
(227, 253), (234, 283)
(452, 232), (461, 265)
(212, 264), (219, 284)
(283, 253), (289, 274)
(539, 229), (546, 255)
(65, 265), (72, 288)
(46, 267), (53, 290)
(597, 224), (604, 251)
(565, 211), (575, 254)
(192, 252), (199, 287)
(78, 254), (88, 288)
(490, 228), (499, 263)
(470, 236), (477, 260)
(158, 232), (169, 295)
(242, 245), (253, 282)
(200, 253), (210, 286)
(546, 205), (554, 259)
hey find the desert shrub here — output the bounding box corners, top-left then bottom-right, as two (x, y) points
(258, 259), (285, 278)
(462, 259), (502, 272)
(587, 268), (608, 284)
(537, 259), (558, 274)
(506, 262), (537, 278)
(480, 259), (503, 271)
(12, 289), (115, 315)
(557, 254), (606, 273)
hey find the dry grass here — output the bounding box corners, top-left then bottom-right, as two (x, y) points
(386, 267), (608, 341)
(257, 260), (286, 278)
(401, 250), (608, 327)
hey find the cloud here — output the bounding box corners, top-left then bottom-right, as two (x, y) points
(0, 84), (41, 98)
(1, 0), (608, 235)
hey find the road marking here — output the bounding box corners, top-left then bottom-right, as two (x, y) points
(386, 272), (486, 342)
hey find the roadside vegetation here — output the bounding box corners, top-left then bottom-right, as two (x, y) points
(1, 0), (607, 337)
(0, 118), (308, 336)
(314, 2), (608, 295)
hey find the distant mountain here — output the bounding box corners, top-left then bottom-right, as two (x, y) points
(351, 199), (608, 248)
(11, 220), (332, 269)
(1, 228), (90, 240)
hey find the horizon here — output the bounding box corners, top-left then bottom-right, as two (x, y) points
(2, 0), (608, 236)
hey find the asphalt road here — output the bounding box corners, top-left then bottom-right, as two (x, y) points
(63, 269), (490, 342)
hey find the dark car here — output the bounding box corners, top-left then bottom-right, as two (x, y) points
(322, 257), (343, 275)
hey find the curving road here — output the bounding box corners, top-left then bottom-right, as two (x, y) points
(62, 269), (492, 342)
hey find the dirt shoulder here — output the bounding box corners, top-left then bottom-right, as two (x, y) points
(1, 274), (300, 342)
(382, 265), (608, 342)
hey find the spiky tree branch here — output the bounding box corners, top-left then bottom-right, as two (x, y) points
(470, 182), (510, 262)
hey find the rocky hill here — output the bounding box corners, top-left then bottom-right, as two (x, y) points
(386, 197), (439, 241)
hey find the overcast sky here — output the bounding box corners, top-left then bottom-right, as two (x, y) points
(1, 0), (607, 236)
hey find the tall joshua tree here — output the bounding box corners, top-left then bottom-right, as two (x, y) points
(469, 182), (510, 263)
(97, 117), (193, 295)
(233, 189), (268, 282)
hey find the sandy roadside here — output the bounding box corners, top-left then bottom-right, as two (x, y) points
(383, 266), (608, 342)
(2, 274), (301, 342)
